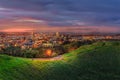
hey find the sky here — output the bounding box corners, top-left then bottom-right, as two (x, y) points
(0, 0), (120, 33)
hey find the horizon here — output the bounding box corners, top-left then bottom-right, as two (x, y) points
(0, 31), (119, 35)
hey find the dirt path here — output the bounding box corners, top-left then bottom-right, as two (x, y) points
(31, 55), (63, 61)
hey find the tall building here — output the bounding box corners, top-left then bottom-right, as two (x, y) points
(31, 32), (34, 40)
(56, 32), (60, 37)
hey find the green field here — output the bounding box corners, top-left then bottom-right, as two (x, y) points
(0, 41), (120, 80)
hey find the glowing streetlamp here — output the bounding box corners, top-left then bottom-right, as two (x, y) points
(45, 49), (52, 57)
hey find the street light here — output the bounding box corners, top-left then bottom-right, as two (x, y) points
(45, 49), (52, 57)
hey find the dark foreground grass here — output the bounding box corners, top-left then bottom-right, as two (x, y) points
(0, 41), (120, 80)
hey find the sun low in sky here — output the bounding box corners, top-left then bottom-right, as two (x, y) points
(0, 0), (120, 33)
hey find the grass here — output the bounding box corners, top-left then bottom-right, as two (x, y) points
(0, 41), (120, 80)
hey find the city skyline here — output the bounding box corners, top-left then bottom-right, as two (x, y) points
(0, 0), (120, 33)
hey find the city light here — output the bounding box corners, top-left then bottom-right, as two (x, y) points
(45, 49), (53, 57)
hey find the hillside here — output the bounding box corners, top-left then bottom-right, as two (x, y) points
(0, 41), (120, 80)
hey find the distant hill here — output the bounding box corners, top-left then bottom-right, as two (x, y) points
(0, 41), (120, 80)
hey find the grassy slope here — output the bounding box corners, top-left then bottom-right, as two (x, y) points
(0, 41), (120, 80)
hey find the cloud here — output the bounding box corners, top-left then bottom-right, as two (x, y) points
(0, 0), (120, 33)
(0, 7), (9, 11)
(14, 18), (45, 23)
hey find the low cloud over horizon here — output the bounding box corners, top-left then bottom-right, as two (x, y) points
(0, 0), (120, 33)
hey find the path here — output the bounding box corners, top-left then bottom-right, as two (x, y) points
(31, 55), (63, 61)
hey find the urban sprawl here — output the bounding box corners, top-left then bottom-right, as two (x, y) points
(0, 32), (119, 50)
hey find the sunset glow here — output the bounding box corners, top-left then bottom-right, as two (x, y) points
(0, 0), (119, 33)
(2, 28), (34, 32)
